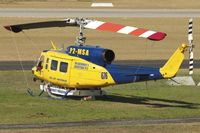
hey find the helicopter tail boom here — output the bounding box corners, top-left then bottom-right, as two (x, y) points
(106, 44), (188, 85)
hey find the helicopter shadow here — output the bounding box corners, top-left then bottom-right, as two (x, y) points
(97, 94), (200, 109)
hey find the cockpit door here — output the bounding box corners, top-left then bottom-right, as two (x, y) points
(35, 55), (45, 78)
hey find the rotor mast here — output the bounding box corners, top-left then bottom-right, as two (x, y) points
(76, 18), (86, 45)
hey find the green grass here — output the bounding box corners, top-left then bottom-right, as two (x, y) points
(0, 70), (200, 124)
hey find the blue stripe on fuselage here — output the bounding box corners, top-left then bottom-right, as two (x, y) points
(106, 64), (163, 84)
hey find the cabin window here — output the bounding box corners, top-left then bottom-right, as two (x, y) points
(46, 58), (49, 63)
(45, 64), (48, 69)
(45, 58), (49, 69)
(60, 62), (68, 73)
(51, 60), (58, 71)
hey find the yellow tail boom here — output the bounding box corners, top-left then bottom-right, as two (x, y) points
(160, 44), (188, 78)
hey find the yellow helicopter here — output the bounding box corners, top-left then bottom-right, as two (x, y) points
(4, 18), (188, 99)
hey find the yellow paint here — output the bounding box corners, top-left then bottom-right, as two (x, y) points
(160, 44), (188, 78)
(32, 50), (115, 89)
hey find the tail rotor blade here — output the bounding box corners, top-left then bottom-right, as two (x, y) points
(188, 18), (193, 44)
(188, 18), (194, 75)
(189, 50), (194, 75)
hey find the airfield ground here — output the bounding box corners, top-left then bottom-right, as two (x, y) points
(0, 0), (200, 9)
(1, 17), (200, 133)
(0, 70), (200, 132)
(1, 1), (200, 132)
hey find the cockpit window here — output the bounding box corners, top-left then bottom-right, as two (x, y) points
(60, 62), (68, 73)
(37, 55), (44, 70)
(51, 60), (58, 71)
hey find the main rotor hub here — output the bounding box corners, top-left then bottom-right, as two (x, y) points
(74, 18), (89, 46)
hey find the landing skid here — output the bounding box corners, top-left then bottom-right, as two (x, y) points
(40, 84), (106, 100)
(27, 88), (44, 97)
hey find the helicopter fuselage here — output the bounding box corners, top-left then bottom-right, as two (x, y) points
(32, 48), (116, 89)
(32, 44), (187, 89)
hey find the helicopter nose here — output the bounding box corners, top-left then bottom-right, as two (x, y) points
(32, 69), (34, 74)
(32, 66), (36, 74)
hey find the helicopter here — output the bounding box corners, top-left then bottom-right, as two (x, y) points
(4, 18), (188, 99)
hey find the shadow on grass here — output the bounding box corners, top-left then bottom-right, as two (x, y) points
(97, 94), (200, 109)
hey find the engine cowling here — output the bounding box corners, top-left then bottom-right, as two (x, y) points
(66, 45), (115, 66)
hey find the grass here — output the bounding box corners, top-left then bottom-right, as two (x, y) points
(0, 69), (200, 125)
(0, 0), (200, 9)
(1, 17), (200, 61)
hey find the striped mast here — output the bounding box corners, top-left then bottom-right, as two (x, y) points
(188, 18), (194, 75)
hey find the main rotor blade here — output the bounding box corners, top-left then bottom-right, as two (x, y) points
(4, 18), (167, 41)
(4, 20), (78, 33)
(84, 20), (166, 41)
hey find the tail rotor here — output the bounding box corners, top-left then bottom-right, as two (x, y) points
(188, 18), (194, 75)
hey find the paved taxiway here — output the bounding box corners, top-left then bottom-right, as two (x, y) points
(0, 8), (200, 17)
(1, 117), (200, 129)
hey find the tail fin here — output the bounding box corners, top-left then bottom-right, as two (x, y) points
(160, 44), (188, 78)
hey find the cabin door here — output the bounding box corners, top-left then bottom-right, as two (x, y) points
(46, 58), (71, 86)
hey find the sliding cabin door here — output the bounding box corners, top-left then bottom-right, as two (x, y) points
(45, 58), (71, 87)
